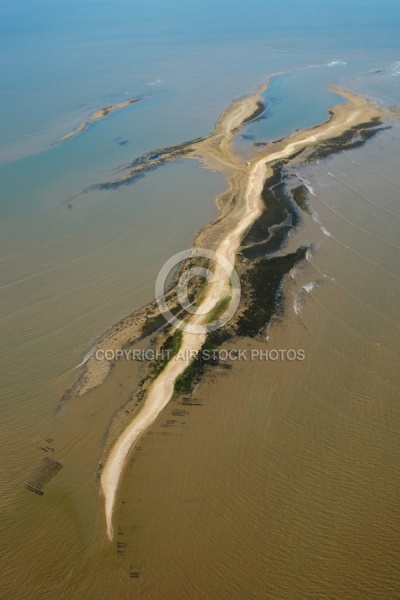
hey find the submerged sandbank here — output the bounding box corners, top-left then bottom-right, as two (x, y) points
(59, 97), (141, 142)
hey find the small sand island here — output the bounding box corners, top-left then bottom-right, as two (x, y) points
(62, 81), (398, 540)
(59, 97), (141, 142)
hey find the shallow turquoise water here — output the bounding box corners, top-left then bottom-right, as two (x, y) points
(1, 0), (399, 162)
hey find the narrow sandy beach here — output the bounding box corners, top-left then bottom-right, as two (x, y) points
(100, 154), (266, 539)
(98, 84), (397, 539)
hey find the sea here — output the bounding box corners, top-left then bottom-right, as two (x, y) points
(0, 1), (399, 598)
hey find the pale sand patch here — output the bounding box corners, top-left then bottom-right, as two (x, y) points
(88, 99), (139, 122)
(60, 97), (140, 142)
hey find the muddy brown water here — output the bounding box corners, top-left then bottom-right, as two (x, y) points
(1, 127), (399, 599)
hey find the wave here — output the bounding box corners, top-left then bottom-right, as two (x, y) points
(294, 278), (322, 315)
(293, 292), (302, 315)
(267, 60), (347, 89)
(391, 61), (400, 76)
(310, 209), (319, 222)
(290, 266), (299, 279)
(372, 61), (400, 77)
(294, 172), (334, 239)
(301, 61), (347, 70)
(293, 276), (322, 314)
(321, 226), (332, 237)
(75, 347), (95, 369)
(295, 181), (332, 238)
(295, 172), (316, 196)
(73, 318), (120, 370)
(303, 281), (318, 293)
(310, 210), (332, 237)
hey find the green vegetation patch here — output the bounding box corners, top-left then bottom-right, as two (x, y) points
(153, 329), (183, 377)
(205, 295), (231, 324)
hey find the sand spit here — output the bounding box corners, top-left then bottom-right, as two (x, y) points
(96, 84), (397, 539)
(66, 82), (268, 202)
(71, 84), (396, 401)
(101, 144), (266, 541)
(64, 83), (268, 396)
(59, 97), (141, 142)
